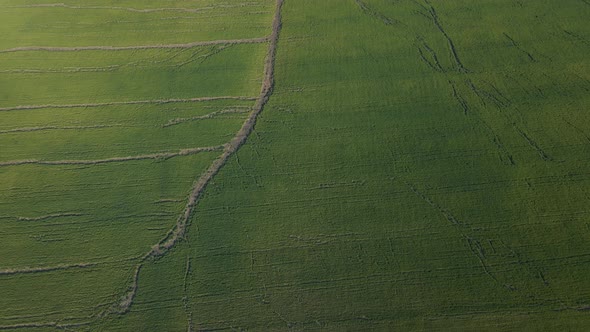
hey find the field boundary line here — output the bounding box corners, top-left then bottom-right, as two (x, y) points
(0, 37), (269, 54)
(0, 96), (257, 112)
(0, 146), (225, 167)
(115, 0), (285, 314)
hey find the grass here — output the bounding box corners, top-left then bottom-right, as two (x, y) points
(0, 0), (274, 329)
(0, 1), (273, 48)
(0, 44), (266, 106)
(105, 0), (590, 330)
(2, 0), (590, 331)
(0, 101), (251, 161)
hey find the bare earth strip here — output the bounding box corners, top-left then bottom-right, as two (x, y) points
(115, 0), (284, 314)
(0, 97), (257, 112)
(0, 37), (269, 54)
(0, 146), (225, 167)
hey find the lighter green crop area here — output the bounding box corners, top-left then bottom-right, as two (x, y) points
(0, 0), (273, 329)
(2, 0), (590, 331)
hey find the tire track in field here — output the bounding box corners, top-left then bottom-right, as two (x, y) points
(163, 108), (251, 127)
(114, 0), (285, 314)
(14, 212), (84, 222)
(0, 125), (120, 135)
(0, 263), (96, 276)
(561, 117), (590, 143)
(0, 256), (141, 277)
(413, 0), (550, 162)
(503, 33), (536, 62)
(421, 0), (468, 73)
(0, 146), (224, 167)
(0, 66), (120, 74)
(358, 0), (558, 301)
(354, 0), (398, 25)
(351, 0), (519, 163)
(7, 3), (263, 14)
(402, 179), (555, 295)
(0, 96), (257, 112)
(0, 321), (90, 331)
(0, 37), (268, 54)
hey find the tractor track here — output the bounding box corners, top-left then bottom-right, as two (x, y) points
(0, 146), (224, 167)
(0, 97), (257, 112)
(0, 125), (120, 135)
(0, 37), (269, 54)
(6, 3), (262, 14)
(163, 109), (251, 127)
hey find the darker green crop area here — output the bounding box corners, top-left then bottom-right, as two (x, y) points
(105, 0), (590, 331)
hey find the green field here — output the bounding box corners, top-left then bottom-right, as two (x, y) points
(1, 0), (590, 331)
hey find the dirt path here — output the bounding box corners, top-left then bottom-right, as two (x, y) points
(115, 0), (285, 314)
(0, 96), (257, 112)
(0, 37), (269, 54)
(0, 146), (224, 167)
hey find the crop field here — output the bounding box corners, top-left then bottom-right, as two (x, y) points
(1, 0), (590, 331)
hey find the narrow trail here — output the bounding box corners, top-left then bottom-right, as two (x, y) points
(0, 96), (257, 112)
(114, 0), (285, 314)
(0, 146), (224, 167)
(0, 37), (268, 54)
